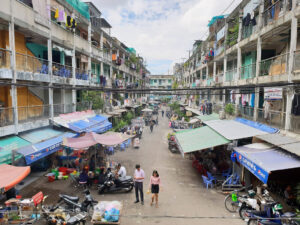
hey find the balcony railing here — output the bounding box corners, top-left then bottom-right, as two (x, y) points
(75, 68), (89, 80)
(260, 53), (289, 76)
(257, 108), (286, 129)
(0, 48), (11, 69)
(238, 105), (254, 119)
(290, 115), (300, 134)
(18, 105), (50, 122)
(293, 50), (300, 74)
(225, 68), (237, 82)
(240, 63), (256, 79)
(53, 103), (74, 116)
(16, 52), (49, 74)
(215, 73), (224, 83)
(263, 0), (291, 27)
(53, 62), (72, 78)
(0, 107), (14, 127)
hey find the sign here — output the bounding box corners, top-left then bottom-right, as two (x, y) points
(234, 151), (269, 184)
(264, 87), (282, 100)
(32, 192), (44, 206)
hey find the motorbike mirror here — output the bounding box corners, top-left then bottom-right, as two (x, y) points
(42, 195), (48, 202)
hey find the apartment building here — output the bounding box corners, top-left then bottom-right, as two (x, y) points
(182, 0), (300, 133)
(149, 75), (174, 89)
(0, 0), (148, 138)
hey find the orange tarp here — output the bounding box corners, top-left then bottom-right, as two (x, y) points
(0, 164), (30, 193)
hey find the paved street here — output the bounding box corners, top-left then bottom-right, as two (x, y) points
(99, 110), (244, 225)
(21, 110), (244, 225)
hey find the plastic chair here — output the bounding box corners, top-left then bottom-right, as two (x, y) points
(202, 175), (214, 189)
(120, 143), (126, 151)
(222, 168), (232, 179)
(207, 172), (217, 184)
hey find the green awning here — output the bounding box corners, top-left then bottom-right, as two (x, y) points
(175, 126), (230, 156)
(0, 136), (31, 165)
(196, 113), (220, 122)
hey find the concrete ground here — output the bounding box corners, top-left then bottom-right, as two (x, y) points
(20, 109), (245, 225)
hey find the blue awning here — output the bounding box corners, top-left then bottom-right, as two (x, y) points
(67, 115), (111, 133)
(17, 133), (76, 165)
(235, 118), (279, 133)
(87, 121), (113, 133)
(232, 143), (300, 184)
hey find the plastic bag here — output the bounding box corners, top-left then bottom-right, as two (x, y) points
(104, 208), (120, 222)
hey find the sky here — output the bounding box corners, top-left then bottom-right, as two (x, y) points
(89, 0), (242, 75)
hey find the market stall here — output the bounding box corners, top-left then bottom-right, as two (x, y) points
(0, 164), (30, 194)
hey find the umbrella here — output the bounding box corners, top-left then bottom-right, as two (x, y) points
(142, 108), (153, 112)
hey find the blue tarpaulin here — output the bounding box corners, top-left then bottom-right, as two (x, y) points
(208, 15), (225, 27)
(67, 115), (112, 133)
(235, 118), (279, 134)
(17, 133), (76, 165)
(232, 143), (300, 184)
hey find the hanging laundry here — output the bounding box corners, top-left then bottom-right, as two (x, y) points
(112, 54), (117, 61)
(58, 10), (65, 22)
(72, 19), (77, 28)
(55, 9), (59, 19)
(250, 93), (255, 107)
(66, 16), (71, 27)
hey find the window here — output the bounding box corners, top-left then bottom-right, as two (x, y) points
(154, 79), (157, 83)
(168, 79), (171, 83)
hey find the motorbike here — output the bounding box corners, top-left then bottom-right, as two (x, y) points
(98, 170), (134, 194)
(239, 189), (272, 220)
(224, 185), (255, 213)
(168, 136), (179, 153)
(245, 203), (299, 225)
(58, 189), (96, 218)
(42, 204), (87, 225)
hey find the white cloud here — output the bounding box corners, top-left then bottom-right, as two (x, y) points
(90, 0), (242, 74)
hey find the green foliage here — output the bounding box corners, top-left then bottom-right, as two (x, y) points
(225, 103), (235, 115)
(113, 118), (128, 132)
(82, 91), (104, 110)
(168, 102), (189, 121)
(227, 17), (239, 47)
(172, 80), (179, 89)
(125, 111), (134, 123)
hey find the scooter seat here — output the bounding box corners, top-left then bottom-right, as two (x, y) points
(249, 210), (267, 217)
(120, 176), (132, 182)
(60, 194), (79, 202)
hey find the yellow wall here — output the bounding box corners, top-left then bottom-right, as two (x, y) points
(0, 86), (43, 122)
(0, 30), (41, 71)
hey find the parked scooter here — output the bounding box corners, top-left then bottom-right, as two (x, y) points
(245, 203), (299, 225)
(42, 204), (87, 225)
(168, 136), (179, 153)
(58, 189), (96, 218)
(98, 169), (134, 194)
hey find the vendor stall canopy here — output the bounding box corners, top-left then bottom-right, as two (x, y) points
(196, 113), (220, 122)
(256, 133), (300, 157)
(205, 118), (278, 140)
(175, 126), (230, 157)
(0, 164), (30, 193)
(63, 132), (134, 149)
(0, 136), (31, 165)
(52, 110), (112, 134)
(17, 129), (76, 165)
(232, 143), (300, 184)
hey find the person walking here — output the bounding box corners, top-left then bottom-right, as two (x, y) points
(134, 164), (145, 205)
(149, 170), (161, 208)
(161, 110), (164, 117)
(150, 121), (154, 133)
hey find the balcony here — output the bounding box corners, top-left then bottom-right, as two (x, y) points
(257, 108), (286, 129)
(74, 35), (90, 53)
(52, 62), (73, 84)
(263, 0), (291, 27)
(260, 53), (288, 77)
(215, 73), (224, 84)
(225, 68), (237, 82)
(293, 51), (300, 76)
(0, 48), (12, 79)
(92, 46), (102, 59)
(240, 63), (256, 79)
(51, 22), (74, 48)
(15, 52), (51, 82)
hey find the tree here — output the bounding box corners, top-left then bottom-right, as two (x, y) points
(82, 91), (104, 110)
